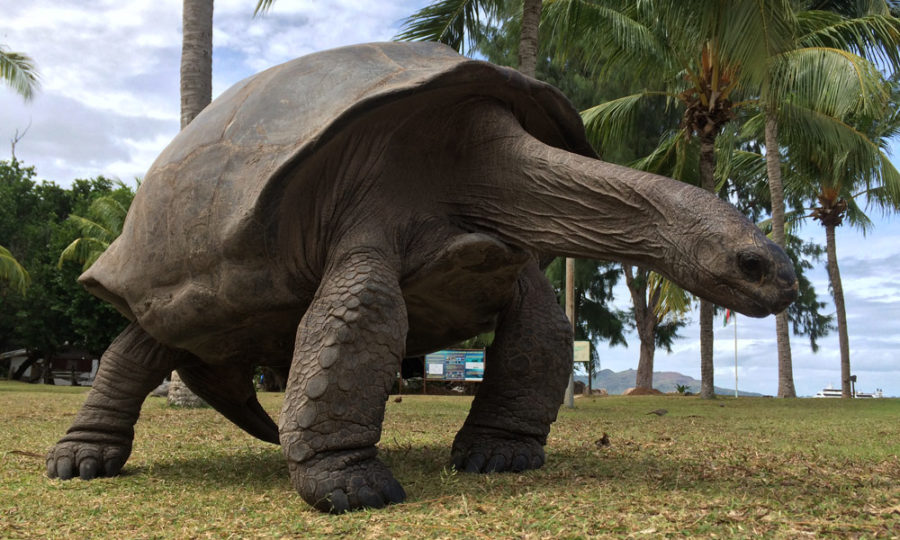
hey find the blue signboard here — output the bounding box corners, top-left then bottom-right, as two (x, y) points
(425, 349), (485, 382)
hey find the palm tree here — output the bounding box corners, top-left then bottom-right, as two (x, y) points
(397, 0), (543, 77)
(786, 77), (900, 398)
(0, 245), (30, 295)
(1, 45), (39, 100)
(752, 1), (900, 396)
(57, 194), (130, 271)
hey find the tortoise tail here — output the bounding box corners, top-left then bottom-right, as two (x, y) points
(176, 363), (280, 444)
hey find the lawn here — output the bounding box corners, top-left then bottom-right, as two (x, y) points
(1, 380), (898, 538)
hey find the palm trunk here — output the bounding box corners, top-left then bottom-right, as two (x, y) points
(698, 135), (716, 399)
(518, 0), (541, 78)
(169, 0), (214, 408)
(625, 266), (656, 390)
(764, 111), (796, 398)
(180, 0), (213, 129)
(824, 223), (852, 398)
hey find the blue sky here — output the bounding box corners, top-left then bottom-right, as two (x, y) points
(2, 0), (897, 397)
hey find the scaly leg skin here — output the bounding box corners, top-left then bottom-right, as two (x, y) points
(46, 323), (189, 480)
(280, 249), (408, 513)
(452, 262), (573, 473)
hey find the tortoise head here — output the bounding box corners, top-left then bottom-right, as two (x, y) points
(644, 179), (799, 317)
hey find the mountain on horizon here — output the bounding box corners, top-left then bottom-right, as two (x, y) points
(575, 369), (764, 397)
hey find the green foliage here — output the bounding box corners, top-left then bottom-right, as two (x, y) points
(0, 245), (29, 295)
(395, 0), (507, 55)
(58, 184), (132, 271)
(0, 44), (39, 100)
(0, 160), (133, 357)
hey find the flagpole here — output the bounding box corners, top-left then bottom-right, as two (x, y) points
(733, 313), (738, 398)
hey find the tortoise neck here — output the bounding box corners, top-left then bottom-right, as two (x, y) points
(455, 125), (697, 268)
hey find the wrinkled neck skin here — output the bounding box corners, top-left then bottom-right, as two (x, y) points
(424, 101), (797, 317)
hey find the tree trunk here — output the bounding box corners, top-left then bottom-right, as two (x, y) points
(625, 265), (655, 390)
(824, 223), (852, 398)
(698, 135), (716, 399)
(764, 111), (796, 398)
(518, 0), (541, 78)
(699, 299), (715, 398)
(169, 0), (214, 408)
(180, 0), (213, 129)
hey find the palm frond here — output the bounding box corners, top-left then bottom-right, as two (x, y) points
(87, 196), (129, 235)
(57, 237), (110, 272)
(756, 208), (805, 238)
(647, 272), (690, 320)
(777, 101), (889, 172)
(0, 46), (39, 101)
(769, 46), (887, 117)
(0, 245), (30, 295)
(798, 11), (900, 69)
(580, 91), (669, 154)
(254, 0), (276, 16)
(395, 0), (503, 54)
(542, 0), (667, 77)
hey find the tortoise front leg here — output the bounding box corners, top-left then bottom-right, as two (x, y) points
(452, 262), (572, 473)
(47, 323), (190, 480)
(280, 250), (408, 513)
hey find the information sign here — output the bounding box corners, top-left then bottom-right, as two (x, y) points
(574, 341), (591, 363)
(425, 349), (485, 382)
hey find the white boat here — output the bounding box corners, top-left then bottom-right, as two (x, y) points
(813, 384), (883, 398)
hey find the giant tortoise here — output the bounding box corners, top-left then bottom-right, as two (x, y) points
(47, 42), (798, 513)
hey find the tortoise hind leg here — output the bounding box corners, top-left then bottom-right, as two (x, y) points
(279, 249), (408, 513)
(451, 261), (572, 473)
(176, 362), (279, 444)
(46, 322), (191, 480)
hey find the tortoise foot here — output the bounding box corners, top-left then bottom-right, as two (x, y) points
(46, 438), (131, 480)
(451, 426), (545, 473)
(290, 449), (406, 513)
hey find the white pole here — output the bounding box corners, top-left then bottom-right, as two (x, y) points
(733, 313), (738, 398)
(564, 257), (576, 408)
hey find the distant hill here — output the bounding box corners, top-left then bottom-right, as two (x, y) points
(575, 369), (764, 397)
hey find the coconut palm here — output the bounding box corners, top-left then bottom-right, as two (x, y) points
(753, 1), (900, 396)
(1, 45), (39, 100)
(786, 77), (900, 398)
(0, 245), (30, 295)
(397, 0), (543, 77)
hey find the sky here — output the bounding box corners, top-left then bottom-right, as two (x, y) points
(2, 1), (898, 397)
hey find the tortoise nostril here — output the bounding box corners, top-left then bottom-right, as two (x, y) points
(738, 251), (766, 282)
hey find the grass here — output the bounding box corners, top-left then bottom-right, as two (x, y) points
(1, 380), (898, 538)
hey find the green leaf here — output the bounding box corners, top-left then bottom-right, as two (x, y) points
(0, 46), (39, 101)
(0, 245), (30, 295)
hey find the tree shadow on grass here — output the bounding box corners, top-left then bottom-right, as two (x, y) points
(132, 448), (291, 491)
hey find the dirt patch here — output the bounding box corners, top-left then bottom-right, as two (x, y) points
(623, 387), (664, 396)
